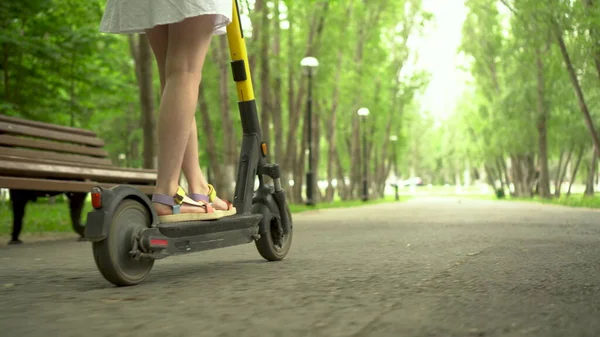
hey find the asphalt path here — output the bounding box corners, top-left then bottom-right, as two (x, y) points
(1, 197), (599, 337)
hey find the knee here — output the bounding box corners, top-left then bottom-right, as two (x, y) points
(165, 67), (202, 86)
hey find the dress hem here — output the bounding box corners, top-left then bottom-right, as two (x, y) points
(99, 11), (231, 35)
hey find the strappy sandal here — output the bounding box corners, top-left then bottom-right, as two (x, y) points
(189, 184), (237, 217)
(152, 186), (223, 223)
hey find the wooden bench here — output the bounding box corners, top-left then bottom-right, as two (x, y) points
(0, 115), (157, 244)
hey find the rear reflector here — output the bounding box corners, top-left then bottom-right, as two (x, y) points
(91, 187), (102, 209)
(150, 239), (169, 247)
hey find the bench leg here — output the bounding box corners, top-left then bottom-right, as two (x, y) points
(9, 190), (35, 244)
(67, 192), (87, 240)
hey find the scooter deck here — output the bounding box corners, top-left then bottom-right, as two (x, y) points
(139, 213), (263, 257)
(156, 213), (263, 238)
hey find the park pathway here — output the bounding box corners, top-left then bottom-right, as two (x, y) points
(1, 197), (599, 337)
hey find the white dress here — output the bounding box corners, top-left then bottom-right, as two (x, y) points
(99, 0), (232, 35)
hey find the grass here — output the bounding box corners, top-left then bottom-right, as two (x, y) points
(0, 195), (410, 236)
(288, 195), (411, 213)
(508, 194), (600, 209)
(463, 193), (600, 209)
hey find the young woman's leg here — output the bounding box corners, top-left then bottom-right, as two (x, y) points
(145, 25), (168, 93)
(180, 118), (208, 193)
(181, 120), (232, 210)
(147, 23), (232, 212)
(146, 15), (215, 216)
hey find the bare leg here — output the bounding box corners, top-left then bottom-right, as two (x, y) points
(145, 16), (215, 216)
(147, 23), (230, 211)
(146, 25), (168, 94)
(182, 119), (231, 210)
(181, 118), (208, 193)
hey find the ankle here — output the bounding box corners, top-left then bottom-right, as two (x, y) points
(188, 182), (209, 196)
(154, 183), (180, 197)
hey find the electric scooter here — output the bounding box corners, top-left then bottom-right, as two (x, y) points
(84, 0), (293, 287)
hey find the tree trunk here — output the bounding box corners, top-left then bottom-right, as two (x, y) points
(346, 5), (382, 198)
(584, 151), (598, 196)
(313, 102), (322, 202)
(484, 163), (497, 190)
(125, 103), (139, 167)
(294, 103), (307, 202)
(2, 42), (9, 102)
(535, 46), (551, 199)
(197, 85), (223, 196)
(259, 1), (271, 150)
(325, 52), (343, 202)
(283, 2), (329, 202)
(352, 116), (363, 199)
(554, 23), (600, 158)
(510, 155), (523, 196)
(130, 34), (156, 169)
(282, 11), (296, 199)
(556, 145), (574, 197)
(271, 0), (284, 166)
(247, 0), (264, 75)
(212, 36), (236, 199)
(323, 2), (354, 201)
(334, 148), (350, 200)
(582, 0), (600, 81)
(495, 157), (505, 190)
(69, 51), (76, 127)
(499, 156), (512, 195)
(567, 146), (585, 196)
(526, 154), (537, 196)
(554, 150), (565, 193)
(511, 154), (536, 197)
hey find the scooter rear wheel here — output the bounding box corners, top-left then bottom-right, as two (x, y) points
(255, 204), (293, 261)
(92, 199), (154, 286)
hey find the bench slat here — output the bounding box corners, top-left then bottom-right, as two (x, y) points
(0, 154), (156, 173)
(0, 147), (113, 166)
(0, 122), (104, 147)
(0, 115), (97, 137)
(0, 134), (109, 158)
(0, 159), (156, 183)
(0, 176), (154, 195)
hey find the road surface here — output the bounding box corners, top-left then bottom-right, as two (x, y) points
(1, 197), (599, 337)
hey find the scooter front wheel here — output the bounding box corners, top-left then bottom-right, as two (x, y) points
(92, 199), (154, 286)
(255, 204), (293, 261)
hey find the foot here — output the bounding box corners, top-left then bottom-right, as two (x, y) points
(190, 184), (234, 212)
(153, 201), (212, 216)
(208, 194), (230, 211)
(152, 186), (214, 216)
(8, 239), (22, 245)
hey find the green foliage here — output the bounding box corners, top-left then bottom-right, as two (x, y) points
(0, 0), (427, 185)
(440, 0), (600, 189)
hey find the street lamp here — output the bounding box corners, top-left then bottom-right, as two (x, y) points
(301, 56), (319, 206)
(357, 107), (370, 201)
(389, 135), (399, 201)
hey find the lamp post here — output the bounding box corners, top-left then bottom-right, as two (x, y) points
(357, 107), (370, 201)
(301, 56), (319, 206)
(390, 135), (399, 201)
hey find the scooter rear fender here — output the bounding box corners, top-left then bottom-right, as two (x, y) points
(84, 185), (158, 242)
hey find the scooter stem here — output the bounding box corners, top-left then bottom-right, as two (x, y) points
(226, 0), (255, 102)
(225, 0), (267, 213)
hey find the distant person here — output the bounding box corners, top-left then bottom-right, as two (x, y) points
(99, 1), (236, 222)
